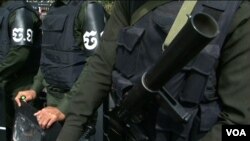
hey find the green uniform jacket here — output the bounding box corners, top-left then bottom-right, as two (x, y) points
(57, 1), (250, 141)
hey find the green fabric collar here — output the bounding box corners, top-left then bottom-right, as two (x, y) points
(131, 0), (171, 25)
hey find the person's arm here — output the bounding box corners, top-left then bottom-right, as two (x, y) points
(0, 9), (35, 82)
(8, 7), (43, 105)
(218, 0), (250, 126)
(56, 1), (130, 141)
(0, 47), (30, 82)
(200, 1), (250, 141)
(57, 1), (108, 115)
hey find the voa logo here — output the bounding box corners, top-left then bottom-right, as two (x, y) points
(226, 129), (246, 136)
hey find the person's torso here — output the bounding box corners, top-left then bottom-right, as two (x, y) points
(40, 1), (86, 90)
(40, 1), (107, 90)
(112, 1), (241, 140)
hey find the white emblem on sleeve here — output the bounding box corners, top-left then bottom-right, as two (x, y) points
(12, 28), (24, 42)
(12, 28), (33, 43)
(83, 31), (98, 50)
(26, 29), (33, 42)
(100, 31), (104, 37)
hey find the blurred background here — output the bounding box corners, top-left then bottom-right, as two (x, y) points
(26, 0), (114, 20)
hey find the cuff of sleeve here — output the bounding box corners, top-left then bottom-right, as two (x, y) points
(57, 98), (70, 115)
(30, 83), (43, 94)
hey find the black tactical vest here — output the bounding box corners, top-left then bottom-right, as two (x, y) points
(40, 1), (85, 90)
(112, 1), (241, 140)
(0, 1), (41, 73)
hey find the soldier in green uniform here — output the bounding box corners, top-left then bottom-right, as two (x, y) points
(56, 0), (250, 141)
(14, 0), (107, 135)
(0, 0), (41, 139)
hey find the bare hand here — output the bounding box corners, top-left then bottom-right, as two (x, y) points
(34, 106), (65, 129)
(15, 90), (37, 107)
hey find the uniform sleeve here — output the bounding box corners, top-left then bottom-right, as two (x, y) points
(56, 1), (130, 141)
(56, 1), (108, 115)
(30, 68), (44, 94)
(0, 8), (38, 82)
(218, 1), (250, 125)
(200, 1), (250, 141)
(0, 47), (30, 82)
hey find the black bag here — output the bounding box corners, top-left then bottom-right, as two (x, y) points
(12, 102), (61, 141)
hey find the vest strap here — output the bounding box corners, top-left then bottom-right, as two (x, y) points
(164, 0), (197, 47)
